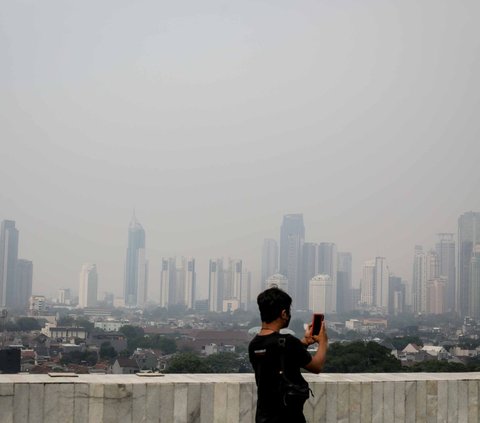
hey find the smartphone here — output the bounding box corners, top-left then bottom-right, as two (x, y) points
(312, 313), (324, 336)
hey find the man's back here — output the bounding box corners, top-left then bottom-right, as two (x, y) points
(249, 333), (312, 423)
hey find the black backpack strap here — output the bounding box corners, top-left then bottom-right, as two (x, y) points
(278, 335), (287, 375)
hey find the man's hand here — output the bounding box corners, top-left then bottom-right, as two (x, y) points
(301, 323), (315, 346)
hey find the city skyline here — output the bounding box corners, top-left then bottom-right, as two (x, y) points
(1, 211), (477, 316)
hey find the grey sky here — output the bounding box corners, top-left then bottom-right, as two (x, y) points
(1, 1), (479, 300)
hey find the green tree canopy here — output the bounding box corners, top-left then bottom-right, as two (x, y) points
(323, 341), (402, 373)
(165, 352), (211, 373)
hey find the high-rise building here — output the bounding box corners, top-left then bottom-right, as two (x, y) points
(318, 243), (338, 312)
(469, 245), (480, 320)
(57, 288), (71, 305)
(15, 259), (32, 309)
(241, 267), (252, 310)
(360, 260), (375, 306)
(160, 257), (196, 309)
(0, 220), (19, 308)
(337, 252), (352, 313)
(124, 213), (147, 308)
(436, 233), (456, 312)
(427, 277), (447, 315)
(224, 259), (242, 301)
(261, 239), (278, 289)
(309, 274), (333, 314)
(78, 263), (98, 308)
(360, 257), (389, 312)
(457, 212), (480, 316)
(209, 259), (224, 312)
(185, 258), (196, 310)
(279, 214), (304, 309)
(374, 257), (389, 310)
(412, 246), (426, 313)
(389, 275), (405, 315)
(301, 243), (318, 310)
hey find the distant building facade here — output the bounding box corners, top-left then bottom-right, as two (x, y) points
(124, 213), (148, 308)
(0, 220), (19, 308)
(457, 212), (480, 316)
(261, 239), (278, 290)
(279, 214), (304, 309)
(15, 259), (33, 309)
(78, 263), (98, 308)
(309, 274), (333, 314)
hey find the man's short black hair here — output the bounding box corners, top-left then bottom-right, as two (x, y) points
(257, 286), (292, 323)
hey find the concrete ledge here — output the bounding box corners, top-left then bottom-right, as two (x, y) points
(1, 373), (480, 422)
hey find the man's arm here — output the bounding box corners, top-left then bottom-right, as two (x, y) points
(304, 321), (328, 374)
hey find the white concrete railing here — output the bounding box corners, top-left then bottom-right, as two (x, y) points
(1, 373), (480, 422)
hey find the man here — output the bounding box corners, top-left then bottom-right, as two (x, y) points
(249, 287), (328, 423)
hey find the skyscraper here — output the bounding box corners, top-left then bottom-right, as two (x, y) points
(15, 259), (33, 309)
(412, 246), (426, 313)
(124, 213), (147, 308)
(159, 257), (196, 309)
(78, 263), (98, 308)
(436, 233), (456, 312)
(337, 252), (352, 313)
(0, 220), (19, 308)
(360, 257), (389, 312)
(209, 259), (224, 312)
(261, 239), (278, 290)
(457, 212), (480, 316)
(374, 257), (389, 310)
(301, 242), (317, 310)
(360, 260), (375, 306)
(279, 214), (304, 309)
(470, 245), (480, 320)
(318, 243), (338, 312)
(309, 274), (333, 314)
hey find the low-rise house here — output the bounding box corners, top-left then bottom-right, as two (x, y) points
(110, 357), (140, 374)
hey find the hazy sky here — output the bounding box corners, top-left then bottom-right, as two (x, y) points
(1, 1), (479, 300)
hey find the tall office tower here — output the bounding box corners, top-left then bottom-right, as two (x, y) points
(78, 263), (98, 308)
(184, 258), (196, 310)
(261, 239), (278, 289)
(436, 233), (456, 312)
(15, 259), (33, 309)
(301, 243), (318, 310)
(337, 252), (352, 313)
(0, 220), (19, 308)
(279, 214), (305, 309)
(241, 268), (252, 310)
(209, 259), (224, 312)
(470, 246), (480, 319)
(374, 257), (389, 310)
(265, 274), (288, 292)
(318, 243), (338, 312)
(427, 277), (447, 315)
(412, 246), (427, 313)
(224, 259), (243, 302)
(457, 212), (480, 316)
(124, 213), (147, 308)
(159, 257), (195, 309)
(309, 275), (333, 314)
(360, 260), (376, 306)
(159, 257), (175, 308)
(57, 288), (71, 305)
(389, 275), (405, 315)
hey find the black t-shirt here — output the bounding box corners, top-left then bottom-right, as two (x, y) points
(249, 333), (312, 423)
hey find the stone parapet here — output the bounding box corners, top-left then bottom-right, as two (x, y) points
(1, 373), (480, 422)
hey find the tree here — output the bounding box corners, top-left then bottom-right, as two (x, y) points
(165, 352), (211, 373)
(204, 352), (242, 373)
(99, 342), (117, 360)
(408, 360), (467, 372)
(323, 341), (402, 373)
(16, 317), (42, 331)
